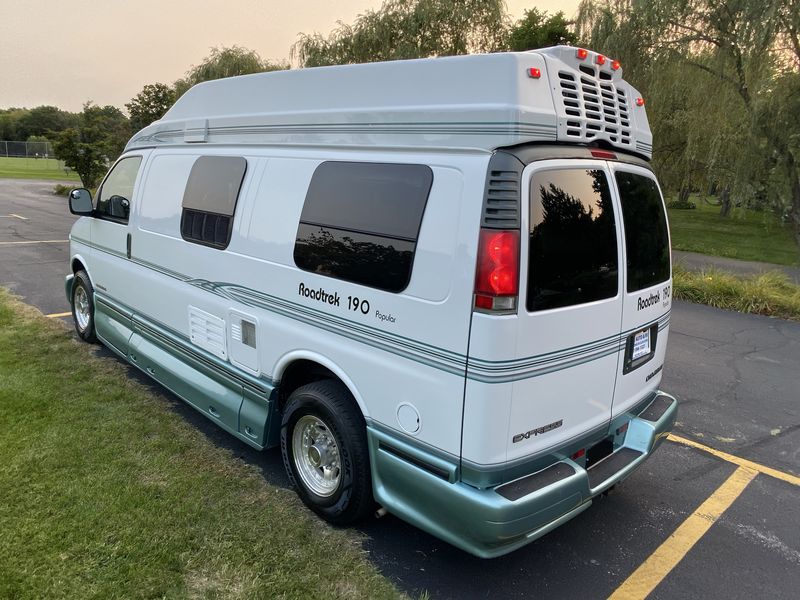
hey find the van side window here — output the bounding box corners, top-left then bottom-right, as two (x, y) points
(96, 156), (143, 223)
(615, 172), (670, 292)
(293, 161), (433, 293)
(180, 156), (247, 249)
(527, 169), (618, 312)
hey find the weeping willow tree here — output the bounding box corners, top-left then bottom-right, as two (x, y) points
(174, 46), (289, 97)
(292, 0), (508, 67)
(577, 0), (800, 242)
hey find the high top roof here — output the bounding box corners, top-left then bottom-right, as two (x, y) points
(126, 46), (652, 159)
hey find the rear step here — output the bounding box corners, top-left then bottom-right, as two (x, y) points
(496, 463), (576, 501)
(587, 447), (642, 489)
(639, 394), (674, 422)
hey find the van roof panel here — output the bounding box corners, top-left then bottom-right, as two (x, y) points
(126, 46), (652, 160)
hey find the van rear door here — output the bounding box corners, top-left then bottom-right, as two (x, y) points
(502, 160), (624, 462)
(609, 163), (671, 417)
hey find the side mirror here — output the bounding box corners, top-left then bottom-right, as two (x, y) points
(69, 188), (93, 216)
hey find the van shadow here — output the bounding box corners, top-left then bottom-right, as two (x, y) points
(88, 342), (601, 599)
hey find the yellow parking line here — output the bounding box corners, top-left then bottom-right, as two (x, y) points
(609, 466), (758, 600)
(46, 312), (72, 318)
(668, 434), (800, 487)
(0, 239), (68, 245)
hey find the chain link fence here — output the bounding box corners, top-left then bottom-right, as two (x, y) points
(0, 140), (55, 158)
(0, 140), (69, 172)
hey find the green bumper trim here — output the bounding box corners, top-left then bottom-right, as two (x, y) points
(369, 391), (677, 558)
(460, 391), (660, 488)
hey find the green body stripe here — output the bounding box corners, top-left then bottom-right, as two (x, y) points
(77, 238), (671, 383)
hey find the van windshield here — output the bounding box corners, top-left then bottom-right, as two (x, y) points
(615, 171), (670, 292)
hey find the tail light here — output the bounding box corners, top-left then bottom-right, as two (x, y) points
(474, 229), (519, 312)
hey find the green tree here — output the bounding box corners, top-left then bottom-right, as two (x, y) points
(126, 83), (175, 131)
(53, 103), (131, 188)
(0, 108), (27, 140)
(292, 0), (507, 67)
(507, 8), (578, 52)
(17, 105), (79, 139)
(174, 46), (288, 97)
(577, 0), (800, 239)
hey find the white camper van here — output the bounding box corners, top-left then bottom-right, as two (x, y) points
(65, 46), (676, 558)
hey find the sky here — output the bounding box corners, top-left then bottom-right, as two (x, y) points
(0, 0), (581, 113)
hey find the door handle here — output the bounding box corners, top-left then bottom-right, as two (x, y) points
(126, 233), (131, 259)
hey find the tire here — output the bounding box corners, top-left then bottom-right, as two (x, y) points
(281, 380), (373, 525)
(71, 270), (97, 343)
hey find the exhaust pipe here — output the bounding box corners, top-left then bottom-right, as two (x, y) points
(375, 507), (387, 519)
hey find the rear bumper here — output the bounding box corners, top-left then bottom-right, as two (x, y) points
(368, 390), (677, 558)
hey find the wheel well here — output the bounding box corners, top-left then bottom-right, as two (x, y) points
(71, 258), (86, 274)
(277, 360), (342, 412)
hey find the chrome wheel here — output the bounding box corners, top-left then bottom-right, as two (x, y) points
(74, 285), (91, 331)
(292, 414), (341, 497)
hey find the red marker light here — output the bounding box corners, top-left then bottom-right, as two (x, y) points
(576, 48), (588, 60)
(591, 149), (617, 160)
(636, 97), (645, 106)
(611, 60), (621, 71)
(571, 448), (586, 460)
(596, 54), (606, 66)
(527, 67), (541, 79)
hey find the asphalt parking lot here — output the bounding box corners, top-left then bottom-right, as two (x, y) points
(1, 178), (799, 599)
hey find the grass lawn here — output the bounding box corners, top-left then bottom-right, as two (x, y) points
(0, 156), (80, 182)
(667, 198), (800, 266)
(0, 289), (402, 599)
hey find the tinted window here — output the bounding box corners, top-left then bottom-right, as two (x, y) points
(615, 172), (670, 292)
(294, 161), (433, 293)
(180, 156), (247, 249)
(96, 156), (142, 222)
(527, 169), (618, 312)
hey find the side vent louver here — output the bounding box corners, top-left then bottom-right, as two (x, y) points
(481, 152), (523, 229)
(188, 306), (227, 360)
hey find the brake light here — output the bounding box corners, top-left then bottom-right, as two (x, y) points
(474, 229), (519, 312)
(576, 48), (588, 60)
(591, 149), (617, 160)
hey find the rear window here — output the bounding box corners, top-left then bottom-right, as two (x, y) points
(527, 169), (618, 312)
(615, 172), (670, 292)
(293, 161), (433, 293)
